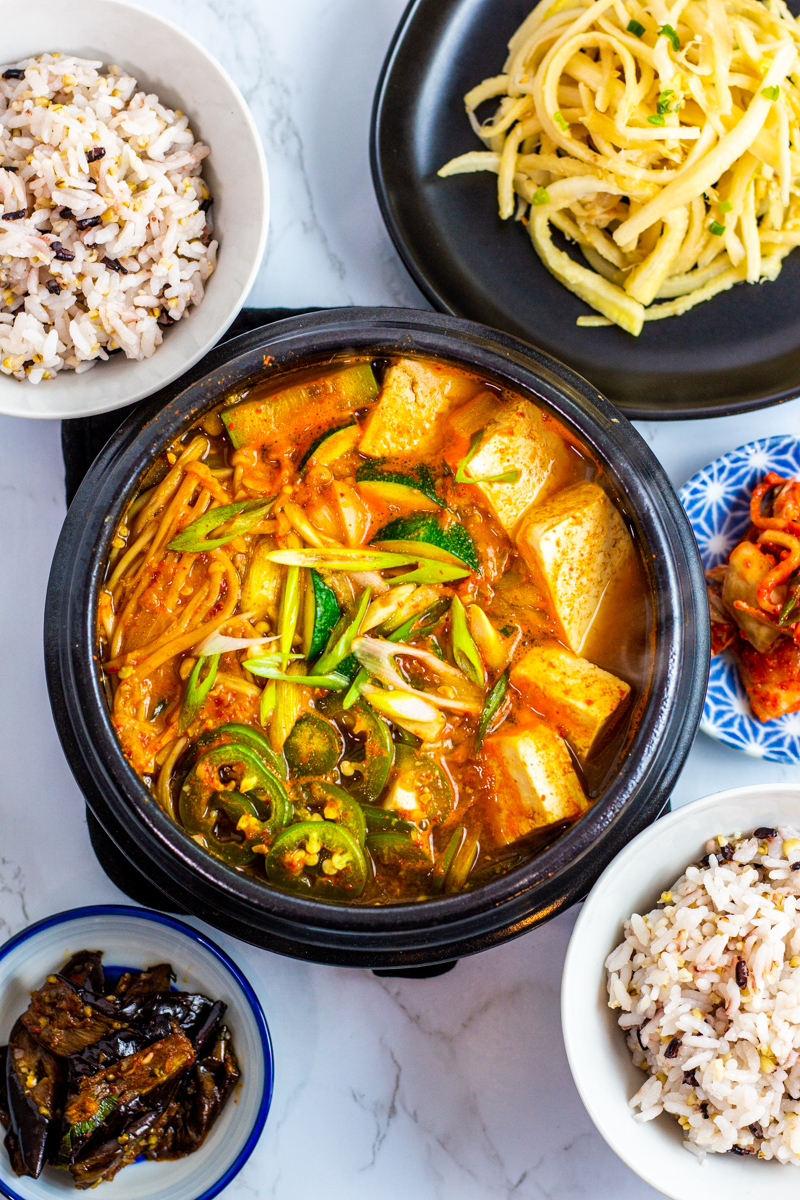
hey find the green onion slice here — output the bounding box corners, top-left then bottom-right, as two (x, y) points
(553, 110), (570, 131)
(532, 185), (550, 206)
(476, 667), (509, 750)
(658, 23), (680, 50)
(778, 573), (800, 626)
(455, 428), (521, 485)
(626, 18), (645, 36)
(450, 596), (485, 686)
(179, 653), (220, 732)
(718, 199), (733, 214)
(647, 113), (666, 125)
(266, 547), (470, 584)
(761, 85), (780, 100)
(708, 219), (725, 236)
(245, 660), (350, 690)
(315, 587), (372, 676)
(168, 497), (274, 553)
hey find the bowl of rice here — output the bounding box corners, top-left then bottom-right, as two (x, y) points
(0, 0), (269, 419)
(563, 783), (800, 1200)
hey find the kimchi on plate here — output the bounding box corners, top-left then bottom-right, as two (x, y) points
(708, 472), (800, 722)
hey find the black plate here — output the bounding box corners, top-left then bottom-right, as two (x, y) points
(371, 0), (800, 419)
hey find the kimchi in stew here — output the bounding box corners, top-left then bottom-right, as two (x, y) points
(99, 356), (649, 904)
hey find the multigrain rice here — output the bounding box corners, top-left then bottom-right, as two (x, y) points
(0, 54), (216, 383)
(606, 827), (800, 1162)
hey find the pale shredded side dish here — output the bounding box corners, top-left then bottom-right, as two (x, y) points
(439, 0), (800, 334)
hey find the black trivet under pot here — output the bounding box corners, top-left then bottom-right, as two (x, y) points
(62, 305), (455, 978)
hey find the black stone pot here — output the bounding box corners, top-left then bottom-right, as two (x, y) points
(45, 307), (709, 968)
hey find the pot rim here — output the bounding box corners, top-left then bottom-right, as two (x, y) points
(46, 306), (709, 948)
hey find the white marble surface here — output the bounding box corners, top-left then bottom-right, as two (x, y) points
(1, 2), (800, 1197)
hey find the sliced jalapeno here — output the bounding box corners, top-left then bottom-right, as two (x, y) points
(213, 786), (291, 840)
(294, 781), (366, 845)
(360, 805), (416, 837)
(187, 721), (288, 780)
(366, 833), (432, 876)
(196, 832), (259, 869)
(265, 821), (367, 900)
(283, 713), (343, 775)
(319, 695), (394, 804)
(390, 745), (453, 825)
(180, 743), (291, 842)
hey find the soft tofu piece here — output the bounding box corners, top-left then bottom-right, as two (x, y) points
(456, 398), (574, 535)
(359, 358), (479, 457)
(480, 722), (588, 848)
(511, 642), (631, 762)
(516, 482), (632, 654)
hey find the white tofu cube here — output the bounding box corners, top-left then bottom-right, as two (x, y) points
(359, 358), (479, 457)
(516, 482), (632, 654)
(511, 642), (631, 762)
(480, 722), (588, 848)
(457, 399), (574, 534)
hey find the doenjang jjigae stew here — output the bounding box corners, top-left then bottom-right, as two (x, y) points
(0, 951), (238, 1188)
(98, 355), (649, 904)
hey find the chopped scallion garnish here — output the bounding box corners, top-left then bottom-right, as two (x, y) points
(475, 668), (509, 750)
(647, 113), (666, 126)
(718, 199), (733, 214)
(179, 653), (220, 732)
(658, 23), (680, 50)
(553, 110), (570, 131)
(761, 85), (780, 100)
(627, 18), (646, 36)
(708, 219), (726, 236)
(656, 89), (674, 114)
(532, 185), (550, 205)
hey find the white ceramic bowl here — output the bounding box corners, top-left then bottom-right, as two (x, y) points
(0, 905), (273, 1200)
(562, 784), (800, 1200)
(0, 0), (269, 419)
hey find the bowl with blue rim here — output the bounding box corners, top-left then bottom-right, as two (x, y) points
(0, 905), (273, 1200)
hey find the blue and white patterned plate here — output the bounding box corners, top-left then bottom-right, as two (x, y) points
(679, 435), (800, 765)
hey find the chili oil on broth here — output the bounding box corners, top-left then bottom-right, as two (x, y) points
(97, 353), (650, 906)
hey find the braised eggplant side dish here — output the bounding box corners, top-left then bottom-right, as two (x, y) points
(708, 472), (800, 722)
(0, 951), (239, 1187)
(98, 354), (649, 904)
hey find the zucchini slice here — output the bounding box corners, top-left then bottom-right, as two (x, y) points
(221, 363), (378, 451)
(355, 464), (442, 512)
(371, 513), (479, 572)
(299, 423), (360, 470)
(303, 569), (341, 661)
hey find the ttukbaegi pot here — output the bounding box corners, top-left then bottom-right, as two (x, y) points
(44, 307), (709, 968)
